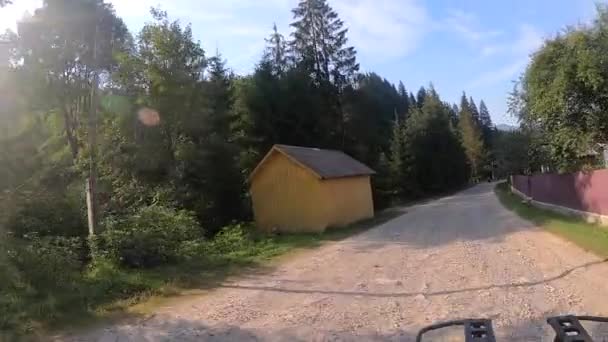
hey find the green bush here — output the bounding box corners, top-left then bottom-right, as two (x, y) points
(4, 193), (86, 238)
(208, 223), (254, 254)
(8, 235), (84, 289)
(176, 223), (258, 263)
(83, 259), (156, 304)
(1, 235), (85, 332)
(96, 205), (202, 268)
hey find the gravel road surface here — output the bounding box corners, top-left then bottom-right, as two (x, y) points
(61, 183), (608, 341)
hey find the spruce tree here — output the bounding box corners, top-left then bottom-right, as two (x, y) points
(192, 53), (244, 232)
(264, 23), (288, 75)
(290, 0), (359, 89)
(402, 91), (469, 195)
(397, 81), (410, 120)
(452, 104), (459, 116)
(409, 92), (417, 109)
(469, 96), (480, 123)
(416, 86), (427, 108)
(447, 103), (459, 130)
(289, 0), (359, 148)
(479, 100), (493, 130)
(479, 100), (494, 143)
(459, 93), (485, 179)
(398, 81), (407, 99)
(388, 116), (405, 196)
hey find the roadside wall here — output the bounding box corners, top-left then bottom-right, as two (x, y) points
(511, 169), (608, 225)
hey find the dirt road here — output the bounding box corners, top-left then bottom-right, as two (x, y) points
(63, 183), (608, 341)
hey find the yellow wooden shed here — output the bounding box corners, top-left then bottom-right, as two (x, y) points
(249, 144), (375, 233)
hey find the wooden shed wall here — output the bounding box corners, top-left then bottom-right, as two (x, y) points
(250, 152), (328, 232)
(250, 151), (375, 233)
(321, 176), (374, 228)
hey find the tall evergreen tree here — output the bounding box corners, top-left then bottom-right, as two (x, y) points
(416, 86), (427, 108)
(398, 81), (407, 99)
(194, 53), (244, 231)
(459, 93), (485, 178)
(289, 0), (359, 148)
(263, 23), (288, 75)
(479, 100), (492, 128)
(341, 73), (400, 166)
(113, 10), (243, 232)
(402, 91), (469, 195)
(478, 100), (494, 145)
(388, 116), (405, 196)
(290, 0), (359, 89)
(447, 103), (459, 130)
(397, 81), (410, 119)
(469, 96), (480, 123)
(409, 92), (417, 109)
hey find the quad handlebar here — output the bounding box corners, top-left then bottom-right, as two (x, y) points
(416, 315), (608, 342)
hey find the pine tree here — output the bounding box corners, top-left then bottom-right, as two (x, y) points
(447, 103), (459, 130)
(388, 116), (405, 196)
(206, 52), (233, 137)
(188, 53), (244, 232)
(478, 100), (493, 129)
(397, 81), (410, 120)
(290, 0), (359, 89)
(263, 23), (288, 75)
(478, 100), (493, 143)
(469, 96), (480, 123)
(459, 93), (485, 179)
(289, 0), (360, 148)
(402, 92), (469, 195)
(416, 86), (427, 108)
(409, 92), (417, 109)
(373, 152), (393, 208)
(341, 73), (402, 166)
(398, 81), (407, 98)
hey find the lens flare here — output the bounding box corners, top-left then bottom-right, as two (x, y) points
(137, 108), (161, 127)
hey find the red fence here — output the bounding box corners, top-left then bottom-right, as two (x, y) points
(512, 169), (608, 215)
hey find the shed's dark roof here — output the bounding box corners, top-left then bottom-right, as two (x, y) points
(273, 144), (375, 179)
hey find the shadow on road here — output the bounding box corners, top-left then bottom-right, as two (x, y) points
(217, 258), (608, 299)
(61, 312), (608, 341)
(60, 318), (420, 341)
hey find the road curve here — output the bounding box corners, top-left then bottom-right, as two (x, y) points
(62, 183), (608, 341)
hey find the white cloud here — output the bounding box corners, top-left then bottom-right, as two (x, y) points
(2, 0), (431, 66)
(514, 24), (544, 54)
(468, 59), (527, 89)
(332, 0), (429, 59)
(441, 9), (502, 43)
(468, 24), (544, 89)
(481, 24), (543, 58)
(109, 0), (290, 21)
(105, 0), (287, 72)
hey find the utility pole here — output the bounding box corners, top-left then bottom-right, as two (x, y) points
(87, 17), (99, 236)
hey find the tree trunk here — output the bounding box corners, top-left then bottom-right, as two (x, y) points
(62, 107), (79, 159)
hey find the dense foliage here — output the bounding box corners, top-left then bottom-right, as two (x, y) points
(94, 206), (201, 268)
(0, 0), (498, 333)
(510, 5), (608, 171)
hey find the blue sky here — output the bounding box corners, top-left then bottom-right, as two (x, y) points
(0, 0), (598, 124)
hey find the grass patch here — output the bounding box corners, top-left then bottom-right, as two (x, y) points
(495, 182), (608, 257)
(2, 209), (403, 337)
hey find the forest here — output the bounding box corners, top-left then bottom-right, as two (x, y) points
(0, 0), (500, 333)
